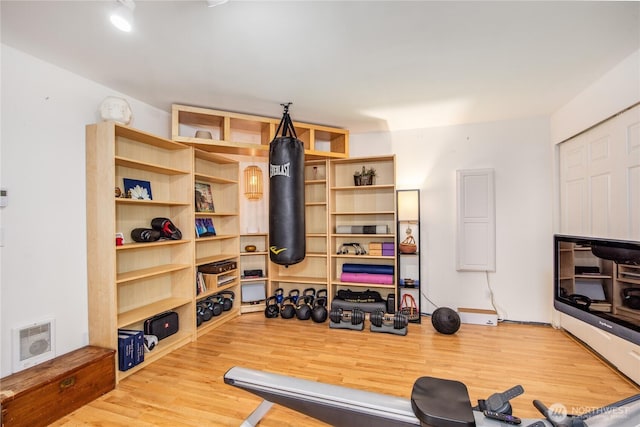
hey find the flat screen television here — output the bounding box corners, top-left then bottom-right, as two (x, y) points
(554, 234), (640, 346)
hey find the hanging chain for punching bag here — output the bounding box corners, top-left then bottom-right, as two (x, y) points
(269, 103), (306, 266)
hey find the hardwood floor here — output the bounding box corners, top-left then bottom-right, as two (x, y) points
(52, 313), (639, 426)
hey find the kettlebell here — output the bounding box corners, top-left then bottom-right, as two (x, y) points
(264, 296), (280, 318)
(311, 292), (328, 323)
(205, 295), (224, 316)
(296, 295), (313, 320)
(280, 296), (297, 319)
(219, 290), (235, 311)
(274, 288), (285, 305)
(623, 288), (640, 310)
(197, 301), (213, 322)
(288, 289), (300, 305)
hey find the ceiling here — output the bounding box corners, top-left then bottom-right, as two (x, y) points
(1, 1), (639, 133)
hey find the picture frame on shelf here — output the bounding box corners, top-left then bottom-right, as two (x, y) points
(195, 218), (216, 237)
(123, 178), (152, 200)
(195, 182), (215, 213)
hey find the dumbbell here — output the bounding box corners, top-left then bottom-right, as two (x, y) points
(370, 309), (408, 336)
(280, 296), (297, 319)
(264, 296), (280, 318)
(311, 290), (328, 323)
(329, 307), (365, 331)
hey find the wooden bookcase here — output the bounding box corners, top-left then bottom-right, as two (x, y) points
(86, 122), (194, 382)
(171, 104), (349, 160)
(329, 155), (397, 309)
(193, 149), (241, 337)
(613, 264), (640, 322)
(239, 233), (269, 313)
(557, 242), (614, 313)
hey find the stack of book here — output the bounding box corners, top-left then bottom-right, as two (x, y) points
(117, 329), (144, 371)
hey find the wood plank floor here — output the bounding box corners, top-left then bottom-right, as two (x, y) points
(52, 313), (639, 426)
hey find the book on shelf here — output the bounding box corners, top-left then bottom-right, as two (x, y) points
(195, 182), (215, 213)
(195, 218), (216, 237)
(118, 329), (144, 366)
(117, 333), (135, 372)
(196, 271), (207, 295)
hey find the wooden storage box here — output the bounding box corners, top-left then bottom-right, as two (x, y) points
(0, 346), (115, 427)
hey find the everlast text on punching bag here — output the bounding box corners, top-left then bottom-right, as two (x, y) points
(269, 103), (306, 266)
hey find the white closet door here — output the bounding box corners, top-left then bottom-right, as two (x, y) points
(619, 107), (640, 240)
(560, 136), (588, 235)
(559, 104), (640, 240)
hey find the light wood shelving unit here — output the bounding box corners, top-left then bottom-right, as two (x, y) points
(86, 122), (195, 382)
(557, 242), (614, 312)
(329, 155), (397, 309)
(193, 149), (241, 337)
(613, 264), (640, 322)
(171, 104), (349, 160)
(239, 233), (269, 313)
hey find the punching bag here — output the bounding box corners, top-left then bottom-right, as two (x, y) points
(269, 103), (306, 266)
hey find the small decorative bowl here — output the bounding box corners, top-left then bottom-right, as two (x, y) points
(244, 245), (257, 252)
(195, 130), (213, 139)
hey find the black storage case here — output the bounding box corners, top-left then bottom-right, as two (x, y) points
(144, 311), (179, 340)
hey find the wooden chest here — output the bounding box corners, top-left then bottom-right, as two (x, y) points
(0, 346), (115, 427)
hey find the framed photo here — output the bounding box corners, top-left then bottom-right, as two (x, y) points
(195, 218), (216, 237)
(195, 182), (215, 212)
(123, 178), (152, 200)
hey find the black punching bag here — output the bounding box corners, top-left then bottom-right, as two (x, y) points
(269, 103), (305, 266)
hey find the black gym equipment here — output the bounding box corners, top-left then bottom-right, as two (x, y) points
(370, 309), (408, 336)
(295, 293), (313, 321)
(311, 290), (328, 323)
(329, 307), (365, 331)
(623, 287), (640, 310)
(196, 301), (212, 326)
(569, 293), (592, 311)
(218, 290), (235, 311)
(205, 296), (224, 317)
(280, 296), (297, 319)
(274, 288), (284, 305)
(131, 228), (161, 242)
(474, 385), (524, 415)
(431, 307), (461, 335)
(288, 289), (300, 305)
(264, 296), (280, 319)
(150, 217), (182, 240)
(224, 366), (640, 427)
(269, 103), (306, 266)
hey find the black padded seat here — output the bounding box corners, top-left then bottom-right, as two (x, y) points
(411, 377), (476, 427)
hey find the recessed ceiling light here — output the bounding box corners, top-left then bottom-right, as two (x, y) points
(207, 0), (229, 7)
(110, 0), (135, 33)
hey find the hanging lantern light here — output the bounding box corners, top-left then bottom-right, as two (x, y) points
(244, 165), (263, 200)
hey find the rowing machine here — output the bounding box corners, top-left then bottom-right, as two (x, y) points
(224, 366), (640, 427)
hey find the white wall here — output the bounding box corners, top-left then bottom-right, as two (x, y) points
(0, 45), (170, 376)
(350, 117), (553, 322)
